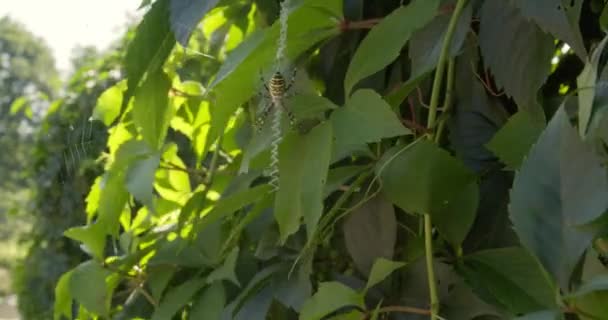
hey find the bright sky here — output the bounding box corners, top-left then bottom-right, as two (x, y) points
(0, 0), (141, 72)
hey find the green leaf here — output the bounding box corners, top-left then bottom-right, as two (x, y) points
(189, 282), (225, 320)
(238, 112), (274, 174)
(233, 286), (275, 320)
(9, 96), (28, 115)
(206, 247), (240, 286)
(290, 93), (337, 120)
(97, 171), (129, 236)
(69, 261), (112, 316)
(458, 247), (557, 314)
(221, 264), (281, 318)
(344, 0), (439, 95)
(64, 222), (106, 261)
(432, 181), (479, 246)
(300, 282), (364, 320)
(513, 0), (586, 60)
(479, 0), (553, 122)
(147, 265), (176, 302)
(486, 111), (545, 170)
(54, 270), (73, 320)
(274, 265), (312, 311)
(510, 107), (608, 286)
(300, 122), (333, 239)
(93, 80), (125, 126)
(126, 153), (160, 210)
(98, 140), (153, 235)
(572, 290), (608, 318)
(151, 278), (207, 320)
(207, 0), (341, 156)
(331, 89), (410, 160)
(378, 140), (478, 244)
(343, 194), (397, 275)
(155, 143), (191, 204)
(408, 0), (472, 77)
(275, 122), (333, 243)
(124, 0), (175, 107)
(85, 178), (101, 222)
(197, 184), (271, 232)
(170, 0), (220, 46)
(570, 259), (608, 316)
(365, 258), (406, 292)
(107, 122), (135, 155)
(577, 35), (608, 136)
(441, 281), (503, 319)
(150, 237), (217, 267)
(133, 71), (173, 149)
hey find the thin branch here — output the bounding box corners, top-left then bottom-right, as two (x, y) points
(408, 96), (418, 128)
(470, 63), (504, 97)
(402, 118), (430, 134)
(416, 86), (430, 108)
(340, 18), (382, 31)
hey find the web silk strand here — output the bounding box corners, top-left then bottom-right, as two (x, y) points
(268, 0), (290, 192)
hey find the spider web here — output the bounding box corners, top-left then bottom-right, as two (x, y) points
(58, 115), (104, 186)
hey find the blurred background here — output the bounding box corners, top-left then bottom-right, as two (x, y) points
(0, 2), (139, 318)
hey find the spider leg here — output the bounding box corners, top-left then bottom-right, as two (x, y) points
(255, 100), (274, 131)
(257, 90), (271, 100)
(285, 68), (297, 91)
(259, 71), (270, 93)
(279, 102), (297, 127)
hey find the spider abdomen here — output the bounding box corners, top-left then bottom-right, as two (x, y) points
(269, 72), (286, 101)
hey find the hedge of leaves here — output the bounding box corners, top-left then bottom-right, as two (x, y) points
(52, 0), (608, 319)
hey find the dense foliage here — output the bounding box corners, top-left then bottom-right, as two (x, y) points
(15, 38), (125, 318)
(46, 0), (608, 319)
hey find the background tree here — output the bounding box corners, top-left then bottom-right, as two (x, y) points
(0, 16), (59, 296)
(13, 36), (125, 319)
(0, 16), (59, 188)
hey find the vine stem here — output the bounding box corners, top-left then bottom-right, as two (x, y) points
(424, 0), (468, 319)
(424, 215), (439, 318)
(427, 0), (466, 132)
(434, 58), (455, 143)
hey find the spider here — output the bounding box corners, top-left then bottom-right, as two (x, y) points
(255, 69), (297, 131)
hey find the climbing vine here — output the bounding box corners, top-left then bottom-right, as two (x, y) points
(46, 0), (608, 319)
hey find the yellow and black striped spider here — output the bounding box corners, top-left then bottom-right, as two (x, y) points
(255, 69), (297, 130)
